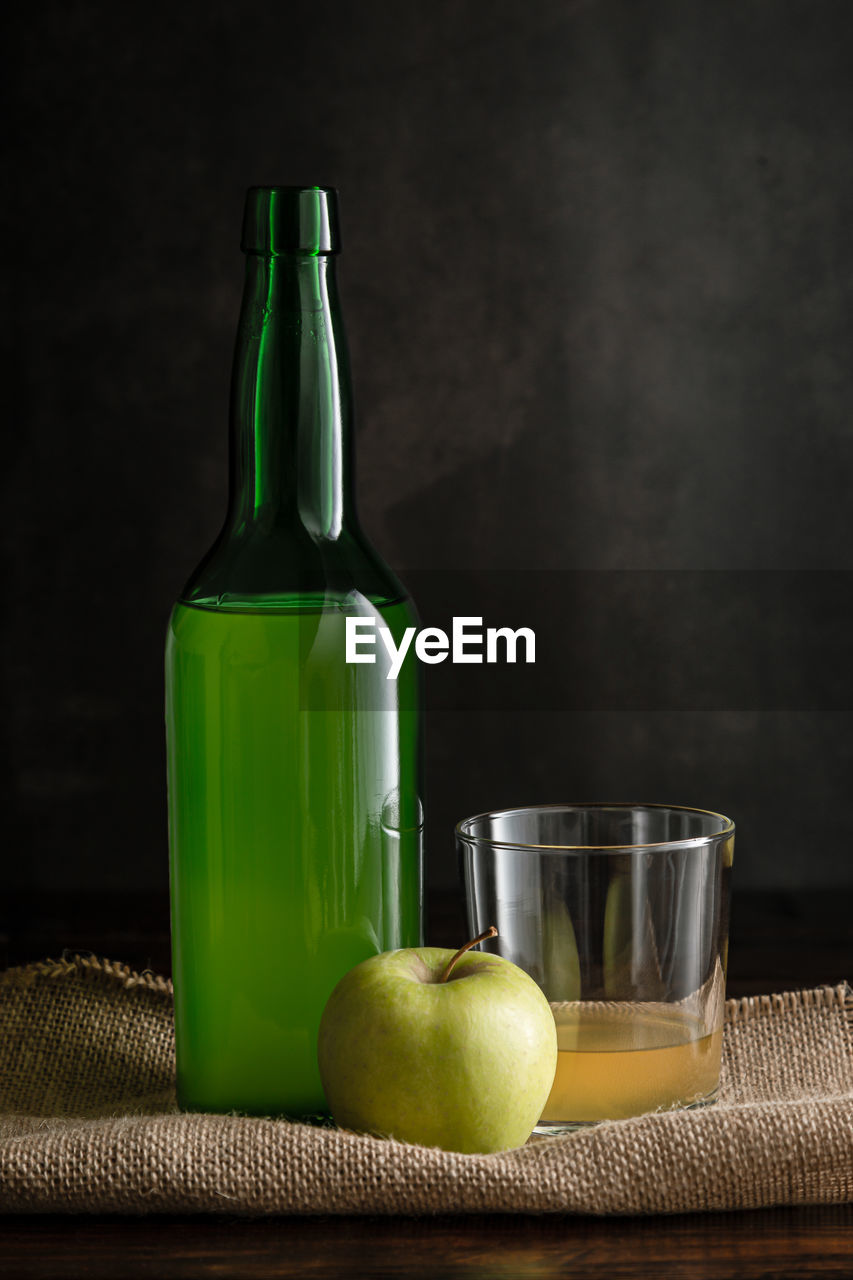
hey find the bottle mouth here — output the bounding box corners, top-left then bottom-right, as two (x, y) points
(241, 186), (340, 256)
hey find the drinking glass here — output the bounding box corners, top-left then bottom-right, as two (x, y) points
(457, 803), (734, 1131)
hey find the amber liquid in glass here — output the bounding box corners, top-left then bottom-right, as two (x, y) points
(540, 1002), (723, 1125)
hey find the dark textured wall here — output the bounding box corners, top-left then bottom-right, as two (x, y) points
(3, 0), (853, 893)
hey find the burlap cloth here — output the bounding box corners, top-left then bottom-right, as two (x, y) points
(0, 956), (850, 1216)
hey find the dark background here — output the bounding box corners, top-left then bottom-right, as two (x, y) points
(3, 0), (853, 900)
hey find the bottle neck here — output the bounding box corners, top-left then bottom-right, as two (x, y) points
(227, 252), (354, 540)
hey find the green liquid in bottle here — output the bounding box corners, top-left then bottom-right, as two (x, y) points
(167, 596), (421, 1116)
(165, 188), (423, 1117)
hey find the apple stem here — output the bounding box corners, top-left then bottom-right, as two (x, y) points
(439, 925), (498, 983)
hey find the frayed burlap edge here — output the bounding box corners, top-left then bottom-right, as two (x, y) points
(725, 981), (852, 1026)
(0, 953), (173, 997)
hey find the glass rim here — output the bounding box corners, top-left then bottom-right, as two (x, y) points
(455, 801), (735, 853)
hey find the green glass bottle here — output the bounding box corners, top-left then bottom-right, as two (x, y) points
(165, 187), (423, 1118)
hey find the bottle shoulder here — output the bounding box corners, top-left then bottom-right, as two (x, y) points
(178, 521), (412, 615)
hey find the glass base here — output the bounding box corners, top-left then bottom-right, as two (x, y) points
(533, 1085), (720, 1135)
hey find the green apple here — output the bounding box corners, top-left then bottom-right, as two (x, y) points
(317, 929), (558, 1154)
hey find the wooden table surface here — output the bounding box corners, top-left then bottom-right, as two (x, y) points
(1, 887), (851, 1279)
